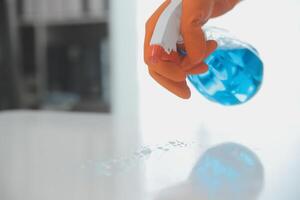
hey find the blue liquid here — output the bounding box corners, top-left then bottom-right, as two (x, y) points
(188, 48), (263, 106)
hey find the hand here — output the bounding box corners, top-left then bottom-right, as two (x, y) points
(144, 0), (241, 99)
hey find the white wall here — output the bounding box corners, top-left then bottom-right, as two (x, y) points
(110, 0), (143, 198)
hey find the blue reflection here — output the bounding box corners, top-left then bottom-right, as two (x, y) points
(195, 155), (240, 195)
(190, 143), (264, 200)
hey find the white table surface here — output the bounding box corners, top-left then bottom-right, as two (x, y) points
(1, 111), (300, 200)
(0, 110), (116, 200)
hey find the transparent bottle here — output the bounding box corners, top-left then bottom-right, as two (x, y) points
(186, 27), (264, 106)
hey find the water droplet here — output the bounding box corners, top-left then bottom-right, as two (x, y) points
(80, 139), (207, 177)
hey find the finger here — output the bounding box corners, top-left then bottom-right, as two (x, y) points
(148, 61), (186, 82)
(144, 0), (172, 63)
(181, 0), (214, 64)
(180, 40), (217, 71)
(211, 0), (241, 18)
(148, 45), (181, 65)
(205, 40), (218, 57)
(185, 63), (208, 75)
(149, 70), (191, 99)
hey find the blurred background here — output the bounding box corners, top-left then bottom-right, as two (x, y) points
(0, 0), (110, 112)
(1, 0), (300, 200)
